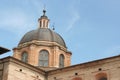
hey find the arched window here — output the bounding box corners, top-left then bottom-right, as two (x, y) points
(39, 50), (49, 67)
(59, 54), (64, 68)
(96, 73), (107, 80)
(43, 20), (45, 27)
(40, 21), (42, 27)
(72, 77), (82, 80)
(99, 77), (107, 80)
(21, 52), (28, 63)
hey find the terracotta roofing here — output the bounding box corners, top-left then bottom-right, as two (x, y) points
(19, 28), (66, 48)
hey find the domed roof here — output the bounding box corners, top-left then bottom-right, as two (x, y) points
(19, 10), (66, 48)
(19, 28), (66, 48)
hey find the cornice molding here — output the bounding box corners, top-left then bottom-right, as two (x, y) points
(0, 56), (46, 75)
(13, 40), (71, 54)
(47, 55), (120, 75)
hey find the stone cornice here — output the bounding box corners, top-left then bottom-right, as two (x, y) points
(0, 56), (46, 75)
(1, 55), (120, 76)
(13, 40), (71, 54)
(47, 55), (120, 75)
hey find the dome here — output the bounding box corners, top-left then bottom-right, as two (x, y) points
(19, 28), (66, 48)
(19, 10), (66, 48)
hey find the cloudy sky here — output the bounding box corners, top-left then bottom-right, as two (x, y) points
(0, 0), (120, 65)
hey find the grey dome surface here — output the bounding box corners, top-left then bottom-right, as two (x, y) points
(19, 28), (66, 48)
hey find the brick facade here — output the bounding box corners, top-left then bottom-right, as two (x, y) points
(13, 41), (71, 68)
(0, 55), (120, 80)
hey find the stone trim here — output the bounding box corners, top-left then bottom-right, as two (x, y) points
(0, 56), (46, 75)
(47, 55), (120, 75)
(13, 41), (71, 54)
(1, 55), (120, 76)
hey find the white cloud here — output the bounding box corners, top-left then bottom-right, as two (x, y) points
(66, 10), (80, 32)
(0, 0), (43, 34)
(0, 9), (32, 32)
(0, 11), (26, 27)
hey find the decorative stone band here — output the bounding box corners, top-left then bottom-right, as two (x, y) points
(13, 40), (72, 54)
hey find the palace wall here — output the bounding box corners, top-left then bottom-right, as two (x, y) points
(48, 56), (120, 80)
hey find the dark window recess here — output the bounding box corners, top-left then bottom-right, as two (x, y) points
(39, 50), (49, 67)
(54, 77), (56, 80)
(75, 73), (78, 75)
(99, 77), (107, 80)
(21, 52), (28, 63)
(19, 69), (22, 72)
(59, 54), (65, 68)
(98, 68), (102, 71)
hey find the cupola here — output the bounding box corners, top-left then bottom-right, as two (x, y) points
(13, 9), (72, 69)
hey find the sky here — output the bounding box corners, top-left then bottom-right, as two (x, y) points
(0, 0), (120, 65)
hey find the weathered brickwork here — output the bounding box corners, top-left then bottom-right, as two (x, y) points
(0, 63), (3, 80)
(47, 56), (120, 80)
(13, 41), (71, 68)
(0, 59), (10, 80)
(0, 57), (45, 80)
(0, 55), (120, 80)
(7, 63), (45, 80)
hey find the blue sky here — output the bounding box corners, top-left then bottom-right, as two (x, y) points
(0, 0), (120, 65)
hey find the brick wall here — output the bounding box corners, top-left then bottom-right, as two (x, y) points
(48, 56), (120, 80)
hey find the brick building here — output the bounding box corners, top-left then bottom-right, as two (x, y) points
(0, 9), (120, 80)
